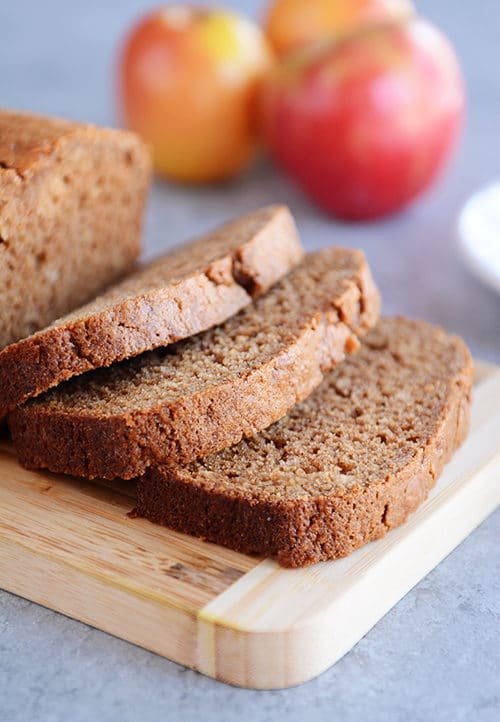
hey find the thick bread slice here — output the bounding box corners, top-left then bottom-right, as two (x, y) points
(8, 248), (380, 480)
(0, 109), (150, 349)
(0, 205), (303, 417)
(134, 318), (473, 567)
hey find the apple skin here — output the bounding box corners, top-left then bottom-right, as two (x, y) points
(264, 0), (414, 57)
(261, 18), (465, 220)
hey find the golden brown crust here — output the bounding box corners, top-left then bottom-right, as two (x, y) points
(0, 109), (151, 350)
(134, 318), (473, 567)
(0, 110), (76, 173)
(8, 248), (380, 479)
(0, 205), (303, 417)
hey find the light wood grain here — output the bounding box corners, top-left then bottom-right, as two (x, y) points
(0, 362), (499, 689)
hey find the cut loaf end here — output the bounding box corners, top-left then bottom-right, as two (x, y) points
(0, 109), (151, 349)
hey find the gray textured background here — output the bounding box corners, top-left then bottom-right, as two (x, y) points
(0, 1), (499, 720)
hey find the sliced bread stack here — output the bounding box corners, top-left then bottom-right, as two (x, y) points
(0, 128), (473, 566)
(0, 203), (303, 416)
(135, 318), (471, 567)
(7, 245), (379, 479)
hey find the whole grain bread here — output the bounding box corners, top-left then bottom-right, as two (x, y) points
(133, 317), (473, 567)
(8, 248), (380, 479)
(0, 204), (303, 417)
(0, 109), (150, 349)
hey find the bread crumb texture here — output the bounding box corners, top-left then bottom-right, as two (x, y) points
(136, 317), (473, 566)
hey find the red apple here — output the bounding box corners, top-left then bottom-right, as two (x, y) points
(261, 18), (465, 220)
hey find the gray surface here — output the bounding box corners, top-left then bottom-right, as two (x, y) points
(0, 1), (499, 720)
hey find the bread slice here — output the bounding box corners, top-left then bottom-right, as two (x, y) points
(133, 318), (473, 567)
(0, 109), (150, 349)
(0, 204), (303, 417)
(8, 248), (380, 480)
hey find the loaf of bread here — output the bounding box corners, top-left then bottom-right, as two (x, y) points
(0, 204), (303, 416)
(134, 318), (473, 567)
(0, 109), (151, 349)
(8, 248), (380, 479)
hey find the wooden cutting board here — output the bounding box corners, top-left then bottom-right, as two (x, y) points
(1, 361), (499, 690)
